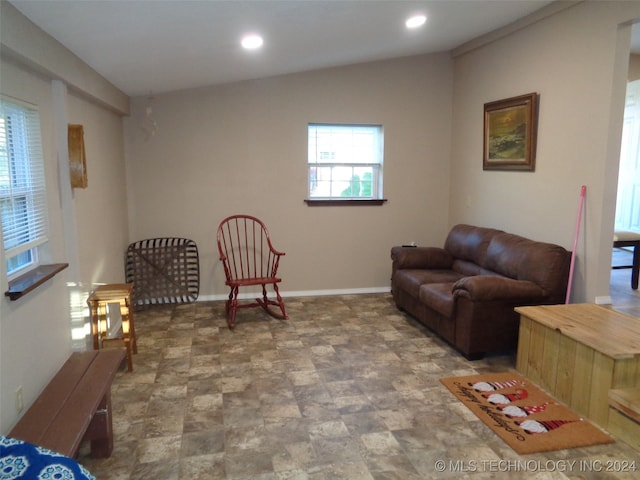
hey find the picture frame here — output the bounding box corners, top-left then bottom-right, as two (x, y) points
(483, 92), (538, 171)
(68, 124), (88, 188)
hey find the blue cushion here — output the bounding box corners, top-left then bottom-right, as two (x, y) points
(0, 435), (96, 480)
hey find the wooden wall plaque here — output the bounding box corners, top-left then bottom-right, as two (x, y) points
(68, 124), (87, 188)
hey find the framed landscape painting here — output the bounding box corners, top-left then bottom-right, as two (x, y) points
(483, 92), (538, 171)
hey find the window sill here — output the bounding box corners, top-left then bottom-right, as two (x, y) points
(304, 199), (387, 206)
(5, 263), (69, 301)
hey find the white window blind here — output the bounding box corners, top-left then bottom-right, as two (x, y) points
(308, 124), (383, 200)
(0, 97), (48, 273)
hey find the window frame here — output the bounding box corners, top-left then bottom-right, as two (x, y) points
(1, 95), (49, 281)
(306, 123), (386, 205)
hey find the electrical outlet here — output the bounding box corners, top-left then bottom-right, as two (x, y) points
(15, 386), (24, 413)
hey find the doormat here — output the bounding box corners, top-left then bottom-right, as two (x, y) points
(440, 372), (614, 454)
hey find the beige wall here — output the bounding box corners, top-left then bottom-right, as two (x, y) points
(450, 0), (640, 303)
(68, 94), (129, 285)
(0, 4), (129, 432)
(124, 54), (454, 298)
(0, 60), (71, 433)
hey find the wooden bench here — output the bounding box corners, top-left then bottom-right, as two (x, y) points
(9, 349), (125, 458)
(608, 387), (640, 451)
(516, 304), (640, 429)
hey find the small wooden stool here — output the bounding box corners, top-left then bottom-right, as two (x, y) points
(88, 283), (137, 371)
(613, 230), (640, 290)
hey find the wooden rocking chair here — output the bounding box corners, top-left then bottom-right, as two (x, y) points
(217, 214), (287, 328)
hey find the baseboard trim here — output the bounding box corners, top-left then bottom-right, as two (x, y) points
(595, 295), (613, 305)
(198, 286), (391, 302)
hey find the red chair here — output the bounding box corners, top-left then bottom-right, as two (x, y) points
(217, 214), (287, 328)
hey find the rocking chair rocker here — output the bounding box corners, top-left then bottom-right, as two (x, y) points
(217, 214), (288, 328)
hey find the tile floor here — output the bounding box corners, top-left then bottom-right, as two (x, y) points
(78, 287), (640, 480)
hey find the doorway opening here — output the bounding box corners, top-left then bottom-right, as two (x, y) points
(611, 54), (640, 313)
(614, 78), (640, 232)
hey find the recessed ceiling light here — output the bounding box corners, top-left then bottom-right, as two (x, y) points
(241, 34), (264, 50)
(406, 14), (427, 29)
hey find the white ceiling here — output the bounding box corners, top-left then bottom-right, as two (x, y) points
(7, 1), (638, 97)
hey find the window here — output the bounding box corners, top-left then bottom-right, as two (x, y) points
(308, 124), (384, 201)
(0, 97), (48, 279)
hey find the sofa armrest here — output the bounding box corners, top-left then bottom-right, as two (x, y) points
(391, 246), (453, 270)
(452, 275), (546, 302)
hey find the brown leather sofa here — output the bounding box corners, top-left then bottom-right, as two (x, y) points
(391, 224), (571, 359)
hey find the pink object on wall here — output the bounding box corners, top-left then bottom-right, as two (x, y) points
(566, 185), (587, 304)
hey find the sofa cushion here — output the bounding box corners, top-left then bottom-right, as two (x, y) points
(444, 224), (503, 268)
(419, 283), (455, 318)
(391, 246), (453, 270)
(453, 275), (545, 301)
(393, 269), (464, 299)
(484, 232), (571, 300)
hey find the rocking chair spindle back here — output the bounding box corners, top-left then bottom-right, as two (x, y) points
(217, 215), (287, 328)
